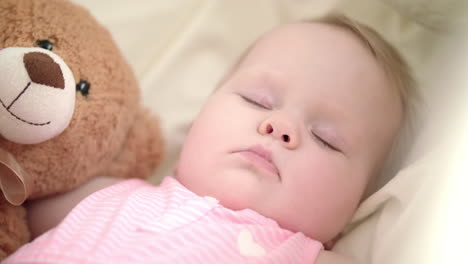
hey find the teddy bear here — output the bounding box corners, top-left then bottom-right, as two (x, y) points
(0, 0), (165, 259)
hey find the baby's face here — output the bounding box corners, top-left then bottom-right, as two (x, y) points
(176, 23), (402, 243)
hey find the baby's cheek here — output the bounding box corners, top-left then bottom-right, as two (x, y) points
(288, 154), (346, 193)
(274, 155), (356, 239)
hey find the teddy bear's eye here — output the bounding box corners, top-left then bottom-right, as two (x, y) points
(36, 40), (54, 51)
(76, 80), (91, 96)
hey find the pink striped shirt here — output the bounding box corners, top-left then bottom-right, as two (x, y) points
(5, 177), (323, 263)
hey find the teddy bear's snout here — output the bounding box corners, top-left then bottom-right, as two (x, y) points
(0, 47), (76, 144)
(24, 52), (65, 89)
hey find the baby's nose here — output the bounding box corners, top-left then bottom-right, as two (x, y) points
(258, 114), (300, 149)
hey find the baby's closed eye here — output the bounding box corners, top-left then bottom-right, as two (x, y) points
(239, 93), (273, 110)
(310, 130), (341, 152)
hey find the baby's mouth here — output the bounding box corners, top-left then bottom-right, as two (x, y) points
(233, 145), (280, 180)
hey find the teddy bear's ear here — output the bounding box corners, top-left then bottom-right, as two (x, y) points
(0, 148), (32, 205)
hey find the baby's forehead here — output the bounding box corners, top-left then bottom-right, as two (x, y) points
(238, 22), (377, 71)
(221, 22), (376, 91)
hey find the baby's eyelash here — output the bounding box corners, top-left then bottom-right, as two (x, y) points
(240, 95), (270, 110)
(312, 132), (340, 152)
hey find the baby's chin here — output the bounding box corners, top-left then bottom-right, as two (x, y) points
(179, 166), (265, 198)
(196, 183), (259, 212)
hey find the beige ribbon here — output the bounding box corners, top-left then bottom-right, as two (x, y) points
(0, 148), (32, 205)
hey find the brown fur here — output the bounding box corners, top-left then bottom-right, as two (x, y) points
(0, 0), (165, 259)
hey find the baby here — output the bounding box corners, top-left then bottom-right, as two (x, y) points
(5, 14), (415, 263)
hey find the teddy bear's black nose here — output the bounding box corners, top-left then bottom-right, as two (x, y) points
(23, 52), (65, 89)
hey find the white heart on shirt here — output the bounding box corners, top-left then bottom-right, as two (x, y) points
(237, 229), (266, 257)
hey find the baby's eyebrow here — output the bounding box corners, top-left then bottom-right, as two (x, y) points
(241, 68), (286, 95)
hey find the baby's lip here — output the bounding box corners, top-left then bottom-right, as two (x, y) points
(234, 144), (280, 179)
(246, 145), (273, 163)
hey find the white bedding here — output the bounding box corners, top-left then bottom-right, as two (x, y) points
(72, 1), (468, 263)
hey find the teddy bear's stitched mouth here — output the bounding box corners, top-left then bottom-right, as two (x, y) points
(0, 82), (51, 127)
